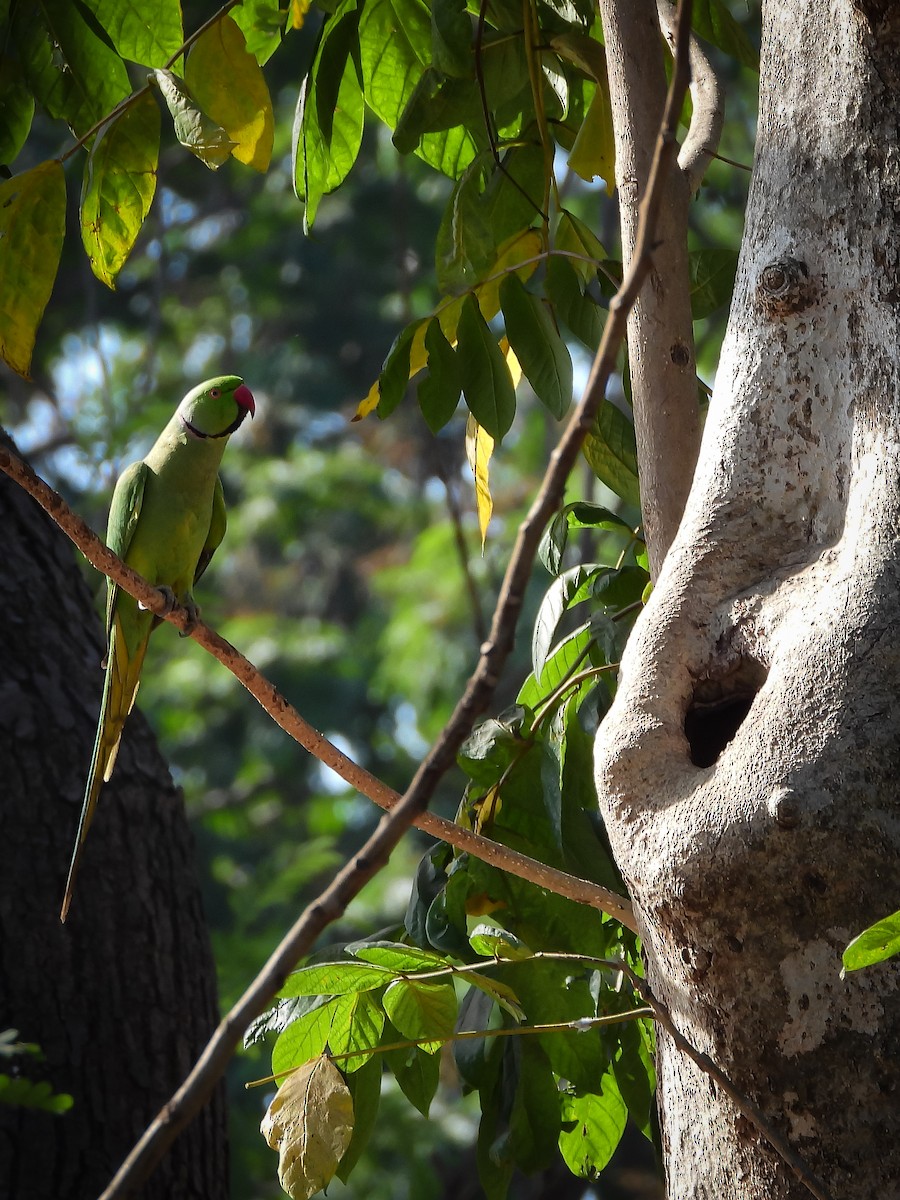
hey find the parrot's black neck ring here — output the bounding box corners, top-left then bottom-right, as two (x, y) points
(181, 412), (246, 440)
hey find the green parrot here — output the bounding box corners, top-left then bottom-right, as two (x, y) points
(60, 375), (255, 922)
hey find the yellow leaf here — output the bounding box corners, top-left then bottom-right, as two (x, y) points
(465, 413), (495, 551)
(185, 15), (274, 172)
(500, 336), (523, 390)
(355, 229), (542, 422)
(568, 81), (616, 194)
(291, 0), (313, 29)
(260, 1055), (354, 1200)
(0, 161), (66, 378)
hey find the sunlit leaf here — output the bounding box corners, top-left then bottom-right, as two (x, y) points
(469, 922), (533, 960)
(500, 273), (572, 419)
(382, 979), (457, 1052)
(185, 15), (274, 172)
(843, 909), (900, 973)
(329, 991), (385, 1072)
(0, 161), (66, 378)
(567, 77), (615, 193)
(539, 502), (634, 575)
(295, 4), (365, 228)
(558, 1072), (628, 1177)
(281, 961), (397, 998)
(272, 999), (339, 1079)
(261, 1055), (354, 1200)
(465, 412), (495, 549)
(151, 68), (237, 169)
(291, 0), (314, 29)
(80, 92), (160, 289)
(348, 941), (451, 971)
(532, 564), (607, 678)
(78, 0), (183, 66)
(231, 0), (289, 64)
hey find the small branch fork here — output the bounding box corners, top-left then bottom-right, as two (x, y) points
(4, 4), (699, 1195)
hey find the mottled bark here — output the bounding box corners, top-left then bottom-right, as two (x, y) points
(596, 2), (900, 1197)
(0, 445), (226, 1199)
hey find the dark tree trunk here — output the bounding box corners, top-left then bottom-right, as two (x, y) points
(0, 444), (227, 1198)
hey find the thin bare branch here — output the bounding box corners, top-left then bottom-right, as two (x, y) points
(657, 0), (726, 194)
(599, 0), (702, 579)
(6, 3), (696, 1191)
(0, 442), (635, 929)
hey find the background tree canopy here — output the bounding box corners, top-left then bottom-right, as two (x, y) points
(0, 1), (764, 1196)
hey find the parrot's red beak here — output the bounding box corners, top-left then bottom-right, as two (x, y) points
(234, 384), (256, 417)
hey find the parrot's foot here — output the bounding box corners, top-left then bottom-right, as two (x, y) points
(150, 585), (177, 615)
(180, 597), (201, 637)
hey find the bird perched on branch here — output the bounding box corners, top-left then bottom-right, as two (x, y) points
(60, 375), (255, 922)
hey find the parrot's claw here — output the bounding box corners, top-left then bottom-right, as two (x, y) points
(155, 585), (177, 615)
(180, 598), (201, 637)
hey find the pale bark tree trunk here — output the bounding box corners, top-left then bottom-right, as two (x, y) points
(596, 2), (900, 1198)
(0, 447), (227, 1198)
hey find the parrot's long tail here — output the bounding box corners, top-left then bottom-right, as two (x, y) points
(60, 619), (150, 922)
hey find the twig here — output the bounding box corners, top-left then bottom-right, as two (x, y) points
(51, 1), (692, 1190)
(0, 443), (636, 931)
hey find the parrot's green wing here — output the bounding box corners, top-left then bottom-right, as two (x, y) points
(193, 474), (227, 585)
(104, 460), (149, 639)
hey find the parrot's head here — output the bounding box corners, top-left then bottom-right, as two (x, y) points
(178, 375), (256, 441)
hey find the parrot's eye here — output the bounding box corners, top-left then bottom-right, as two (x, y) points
(210, 388), (221, 398)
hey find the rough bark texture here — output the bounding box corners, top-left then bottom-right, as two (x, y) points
(599, 0), (701, 578)
(0, 449), (227, 1199)
(595, 2), (900, 1197)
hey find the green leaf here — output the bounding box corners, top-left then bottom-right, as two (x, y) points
(431, 0), (472, 77)
(532, 564), (606, 678)
(458, 708), (531, 786)
(0, 161), (66, 378)
(508, 1040), (562, 1173)
(690, 247), (739, 319)
(469, 923), (532, 961)
(80, 91), (160, 289)
(77, 0), (184, 66)
(151, 68), (237, 169)
(558, 1071), (628, 1177)
(583, 401), (641, 507)
(539, 502), (634, 575)
(457, 294), (517, 442)
(231, 0), (288, 64)
(336, 1054), (382, 1182)
(556, 210), (606, 287)
(546, 255), (604, 351)
(843, 909), (900, 973)
(329, 991), (386, 1072)
(517, 623), (597, 712)
(15, 1), (131, 135)
(500, 274), (572, 419)
(385, 1041), (441, 1115)
(382, 979), (457, 1052)
(271, 998), (339, 1079)
(418, 318), (462, 432)
(454, 987), (503, 1090)
(0, 56), (34, 164)
(185, 15), (274, 172)
(611, 1015), (656, 1138)
(348, 940), (451, 972)
(280, 961), (397, 998)
(294, 5), (365, 227)
(692, 0), (759, 71)
(376, 320), (421, 418)
(0, 1073), (73, 1113)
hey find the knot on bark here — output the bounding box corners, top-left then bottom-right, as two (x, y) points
(755, 257), (814, 317)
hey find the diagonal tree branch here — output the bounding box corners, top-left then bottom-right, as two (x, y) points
(0, 441), (636, 930)
(657, 0), (725, 194)
(1, 3), (696, 1193)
